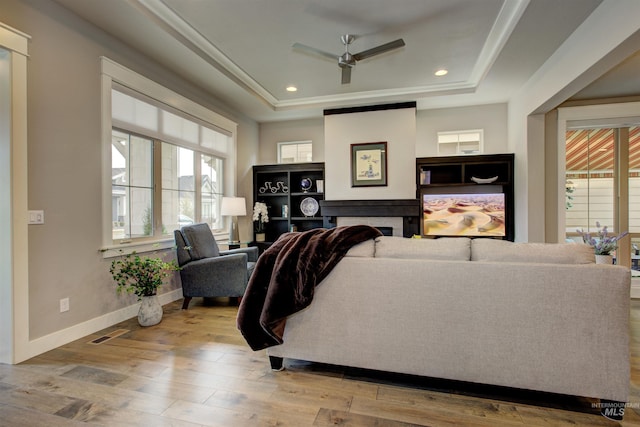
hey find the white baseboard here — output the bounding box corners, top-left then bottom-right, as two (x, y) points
(19, 288), (183, 363)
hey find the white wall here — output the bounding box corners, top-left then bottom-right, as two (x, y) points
(416, 104), (508, 157)
(324, 107), (416, 200)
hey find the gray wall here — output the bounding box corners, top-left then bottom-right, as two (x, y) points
(258, 118), (325, 164)
(2, 0), (258, 340)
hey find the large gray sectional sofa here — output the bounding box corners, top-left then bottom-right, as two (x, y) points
(267, 236), (630, 409)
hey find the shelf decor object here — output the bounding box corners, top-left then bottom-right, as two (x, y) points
(300, 178), (312, 192)
(351, 142), (387, 187)
(300, 197), (319, 217)
(471, 175), (498, 184)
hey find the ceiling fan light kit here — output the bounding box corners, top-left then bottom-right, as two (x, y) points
(294, 34), (405, 84)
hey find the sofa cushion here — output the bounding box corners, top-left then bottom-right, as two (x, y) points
(181, 223), (220, 260)
(345, 239), (376, 257)
(374, 236), (471, 261)
(471, 239), (595, 264)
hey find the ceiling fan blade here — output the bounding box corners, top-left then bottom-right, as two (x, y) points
(341, 67), (351, 84)
(353, 38), (405, 61)
(292, 42), (337, 61)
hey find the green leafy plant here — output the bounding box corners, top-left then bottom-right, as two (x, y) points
(110, 252), (180, 299)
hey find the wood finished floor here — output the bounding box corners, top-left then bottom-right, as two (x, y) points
(2, 299), (640, 427)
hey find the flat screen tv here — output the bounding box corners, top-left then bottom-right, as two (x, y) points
(421, 192), (505, 237)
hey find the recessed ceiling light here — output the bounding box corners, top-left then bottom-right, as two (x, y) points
(434, 69), (448, 77)
(286, 85), (298, 92)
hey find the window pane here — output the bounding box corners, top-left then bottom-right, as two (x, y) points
(202, 154), (223, 229)
(129, 135), (153, 187)
(162, 110), (198, 144)
(629, 127), (640, 233)
(202, 127), (230, 154)
(565, 128), (615, 236)
(131, 188), (153, 238)
(161, 142), (195, 234)
(112, 89), (158, 131)
(112, 130), (153, 240)
(278, 142), (312, 163)
(112, 185), (127, 240)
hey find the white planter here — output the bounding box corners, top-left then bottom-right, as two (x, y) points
(595, 254), (614, 265)
(256, 233), (266, 242)
(138, 295), (163, 326)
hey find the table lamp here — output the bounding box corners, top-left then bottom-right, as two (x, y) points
(221, 196), (246, 244)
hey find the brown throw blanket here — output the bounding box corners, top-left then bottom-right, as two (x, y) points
(236, 225), (382, 351)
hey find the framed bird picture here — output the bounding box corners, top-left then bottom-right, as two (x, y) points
(350, 142), (387, 187)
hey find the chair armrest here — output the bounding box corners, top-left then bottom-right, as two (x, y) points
(182, 253), (248, 277)
(221, 246), (259, 262)
(179, 253), (249, 297)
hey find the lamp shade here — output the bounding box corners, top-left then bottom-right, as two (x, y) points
(221, 197), (246, 216)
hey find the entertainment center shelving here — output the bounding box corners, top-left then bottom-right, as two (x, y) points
(252, 162), (326, 245)
(416, 154), (514, 241)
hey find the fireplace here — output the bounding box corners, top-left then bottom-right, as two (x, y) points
(320, 200), (420, 237)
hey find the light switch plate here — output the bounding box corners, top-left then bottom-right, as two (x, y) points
(28, 210), (44, 224)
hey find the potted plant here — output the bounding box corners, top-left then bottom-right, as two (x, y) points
(253, 201), (269, 242)
(577, 222), (629, 264)
(110, 251), (179, 326)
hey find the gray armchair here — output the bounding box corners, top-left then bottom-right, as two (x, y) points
(174, 223), (258, 309)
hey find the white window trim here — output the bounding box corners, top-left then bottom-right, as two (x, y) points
(277, 140), (313, 163)
(437, 129), (484, 155)
(100, 57), (237, 254)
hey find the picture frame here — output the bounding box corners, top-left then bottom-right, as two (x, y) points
(351, 142), (387, 187)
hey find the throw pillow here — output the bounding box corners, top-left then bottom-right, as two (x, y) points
(471, 239), (595, 264)
(374, 236), (471, 261)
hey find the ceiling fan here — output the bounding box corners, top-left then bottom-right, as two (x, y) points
(293, 34), (405, 84)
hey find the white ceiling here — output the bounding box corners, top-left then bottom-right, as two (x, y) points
(52, 0), (625, 123)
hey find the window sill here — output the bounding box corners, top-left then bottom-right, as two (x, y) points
(100, 238), (177, 259)
(100, 230), (228, 259)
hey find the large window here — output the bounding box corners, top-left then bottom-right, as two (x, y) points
(102, 58), (237, 248)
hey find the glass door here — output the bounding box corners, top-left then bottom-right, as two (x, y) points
(565, 126), (639, 269)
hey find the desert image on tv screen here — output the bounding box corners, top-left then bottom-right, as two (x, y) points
(422, 193), (505, 236)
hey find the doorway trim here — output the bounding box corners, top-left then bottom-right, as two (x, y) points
(0, 22), (30, 364)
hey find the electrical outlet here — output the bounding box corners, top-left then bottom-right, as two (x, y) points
(60, 298), (69, 313)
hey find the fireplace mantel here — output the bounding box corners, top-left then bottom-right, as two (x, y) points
(320, 199), (420, 237)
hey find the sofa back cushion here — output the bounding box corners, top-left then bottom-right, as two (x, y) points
(471, 239), (595, 264)
(375, 236), (471, 261)
(180, 223), (220, 261)
(345, 239), (376, 257)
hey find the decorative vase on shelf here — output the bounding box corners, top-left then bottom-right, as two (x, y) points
(138, 295), (163, 327)
(256, 233), (266, 242)
(595, 254), (614, 265)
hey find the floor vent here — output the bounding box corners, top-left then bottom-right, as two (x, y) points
(88, 329), (129, 345)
